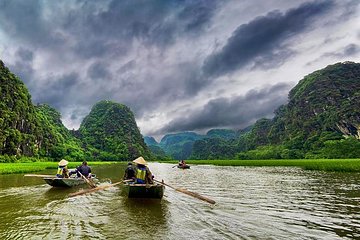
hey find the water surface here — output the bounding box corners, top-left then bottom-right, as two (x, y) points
(0, 163), (359, 239)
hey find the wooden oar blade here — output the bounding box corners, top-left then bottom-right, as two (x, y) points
(69, 181), (123, 197)
(78, 172), (97, 188)
(154, 179), (216, 204)
(176, 188), (216, 204)
(24, 174), (55, 178)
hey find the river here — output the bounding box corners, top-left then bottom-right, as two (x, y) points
(0, 163), (359, 239)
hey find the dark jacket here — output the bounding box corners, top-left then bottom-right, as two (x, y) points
(124, 165), (136, 180)
(76, 165), (91, 177)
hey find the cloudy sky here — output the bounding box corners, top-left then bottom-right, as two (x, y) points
(0, 0), (359, 140)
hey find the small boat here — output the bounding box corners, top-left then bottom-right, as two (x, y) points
(177, 165), (190, 169)
(123, 183), (165, 199)
(43, 176), (98, 188)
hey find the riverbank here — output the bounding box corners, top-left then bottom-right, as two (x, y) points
(163, 159), (360, 172)
(0, 161), (117, 174)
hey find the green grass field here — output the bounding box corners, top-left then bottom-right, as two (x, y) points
(165, 159), (360, 172)
(0, 161), (117, 175)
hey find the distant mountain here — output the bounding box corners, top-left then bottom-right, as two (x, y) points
(79, 100), (151, 161)
(144, 136), (158, 146)
(2, 57), (359, 161)
(176, 62), (360, 159)
(206, 129), (238, 139)
(145, 129), (239, 160)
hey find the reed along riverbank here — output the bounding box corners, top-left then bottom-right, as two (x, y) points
(0, 161), (117, 175)
(166, 159), (360, 172)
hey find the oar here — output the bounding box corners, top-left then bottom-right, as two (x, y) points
(154, 179), (216, 204)
(69, 181), (123, 197)
(24, 174), (56, 178)
(172, 165), (178, 168)
(77, 171), (96, 188)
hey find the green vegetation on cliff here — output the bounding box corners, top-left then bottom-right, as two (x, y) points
(0, 60), (151, 162)
(242, 62), (360, 159)
(0, 60), (45, 157)
(79, 100), (151, 161)
(155, 62), (360, 160)
(35, 104), (86, 160)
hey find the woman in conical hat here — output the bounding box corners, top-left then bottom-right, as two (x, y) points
(58, 159), (69, 166)
(57, 159), (69, 178)
(133, 156), (147, 165)
(132, 156), (153, 184)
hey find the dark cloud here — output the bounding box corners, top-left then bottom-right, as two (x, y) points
(8, 48), (35, 87)
(0, 0), (357, 135)
(306, 44), (360, 66)
(87, 62), (112, 80)
(0, 0), (66, 48)
(33, 73), (80, 109)
(67, 0), (220, 57)
(16, 48), (33, 62)
(323, 44), (360, 58)
(155, 83), (291, 135)
(202, 0), (335, 77)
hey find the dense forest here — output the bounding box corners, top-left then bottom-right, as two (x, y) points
(147, 62), (360, 160)
(0, 60), (150, 162)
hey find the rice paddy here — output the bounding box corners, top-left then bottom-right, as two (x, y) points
(0, 161), (117, 175)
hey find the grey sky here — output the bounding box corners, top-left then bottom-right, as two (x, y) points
(0, 0), (359, 140)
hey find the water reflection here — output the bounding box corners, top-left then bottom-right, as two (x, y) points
(0, 163), (360, 239)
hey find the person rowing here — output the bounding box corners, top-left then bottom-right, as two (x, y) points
(71, 161), (92, 178)
(123, 162), (136, 181)
(132, 157), (154, 184)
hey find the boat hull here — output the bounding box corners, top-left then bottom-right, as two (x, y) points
(43, 177), (97, 188)
(177, 165), (190, 169)
(123, 183), (164, 199)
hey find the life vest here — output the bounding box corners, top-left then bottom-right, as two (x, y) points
(56, 166), (65, 178)
(136, 167), (146, 183)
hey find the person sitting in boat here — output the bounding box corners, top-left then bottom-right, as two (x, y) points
(179, 160), (186, 167)
(56, 159), (69, 178)
(133, 157), (153, 184)
(123, 162), (136, 181)
(72, 161), (92, 178)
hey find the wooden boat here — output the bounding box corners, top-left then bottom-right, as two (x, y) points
(43, 177), (98, 188)
(177, 164), (190, 169)
(123, 183), (165, 199)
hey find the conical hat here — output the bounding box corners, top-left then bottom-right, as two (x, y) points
(58, 159), (69, 166)
(133, 156), (147, 165)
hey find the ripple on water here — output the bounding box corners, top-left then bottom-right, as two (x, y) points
(0, 163), (360, 239)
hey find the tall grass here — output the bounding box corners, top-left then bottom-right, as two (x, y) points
(182, 159), (360, 172)
(0, 162), (116, 175)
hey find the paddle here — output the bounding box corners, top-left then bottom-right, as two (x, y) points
(24, 174), (56, 178)
(77, 171), (96, 188)
(69, 181), (124, 197)
(172, 165), (178, 168)
(154, 179), (216, 204)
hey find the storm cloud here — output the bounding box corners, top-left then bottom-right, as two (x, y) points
(156, 83), (291, 134)
(0, 0), (358, 138)
(202, 0), (335, 77)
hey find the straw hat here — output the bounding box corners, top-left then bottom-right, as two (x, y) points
(133, 156), (147, 165)
(58, 159), (69, 166)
